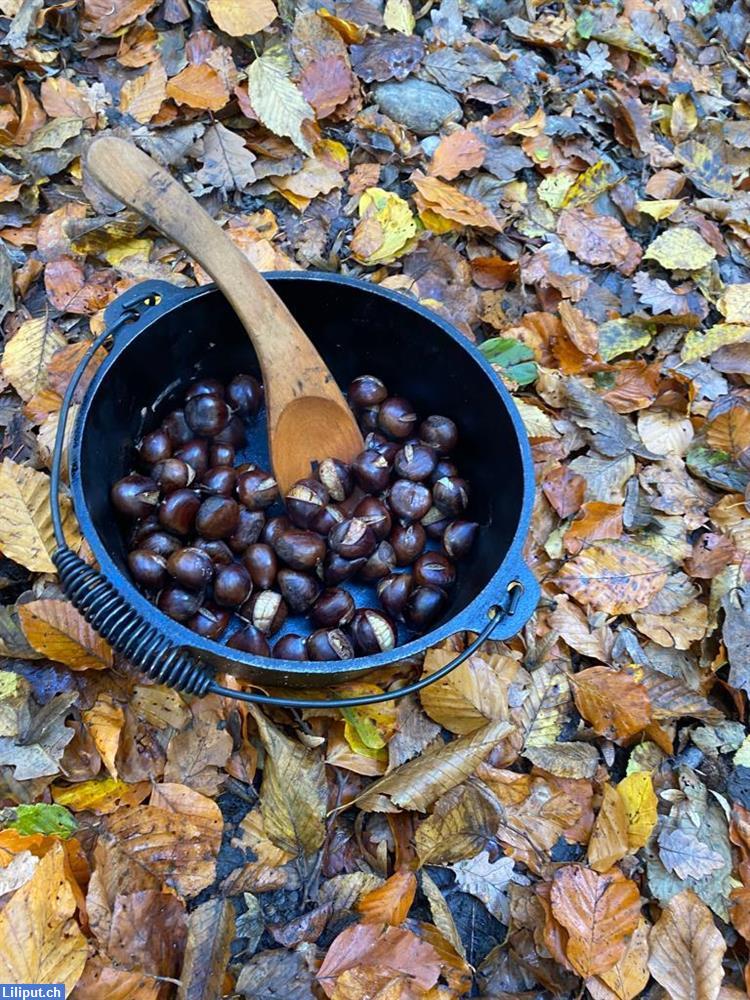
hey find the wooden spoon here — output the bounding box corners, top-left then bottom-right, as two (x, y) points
(86, 136), (363, 495)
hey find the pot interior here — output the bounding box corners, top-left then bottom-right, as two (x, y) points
(75, 276), (527, 671)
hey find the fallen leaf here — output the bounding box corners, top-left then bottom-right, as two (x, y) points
(194, 122), (256, 194)
(617, 772), (658, 850)
(554, 541), (669, 614)
(428, 129), (485, 181)
(718, 284), (750, 324)
(247, 49), (314, 154)
(208, 0), (276, 35)
(52, 777), (150, 814)
(515, 661), (572, 749)
(166, 63), (229, 112)
(658, 827), (725, 881)
(588, 918), (650, 1000)
(82, 694), (124, 777)
(40, 77), (96, 126)
(419, 647), (508, 733)
(1, 315), (66, 402)
(644, 227), (716, 271)
(451, 850), (515, 921)
(351, 187), (418, 265)
(177, 897), (235, 1000)
(557, 207), (642, 274)
(588, 783), (629, 873)
(119, 60), (167, 123)
(19, 599), (113, 670)
(571, 667), (652, 742)
(412, 171), (503, 231)
(648, 890), (725, 1000)
(415, 781), (501, 864)
(299, 56), (355, 119)
(357, 871), (416, 925)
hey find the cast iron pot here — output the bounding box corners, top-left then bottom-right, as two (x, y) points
(51, 273), (539, 709)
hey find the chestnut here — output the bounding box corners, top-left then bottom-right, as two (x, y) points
(195, 496), (240, 540)
(272, 633), (307, 660)
(317, 458), (353, 502)
(237, 468), (279, 510)
(184, 392), (230, 437)
(431, 458), (458, 484)
(364, 432), (399, 464)
(242, 590), (287, 635)
(414, 551), (456, 589)
(433, 476), (469, 516)
(263, 516), (292, 547)
(174, 439), (209, 475)
(228, 509), (266, 552)
(443, 520), (478, 560)
(152, 458), (195, 493)
(111, 474), (159, 518)
(213, 414), (245, 447)
(377, 571), (414, 618)
(310, 503), (345, 537)
(422, 506), (450, 540)
(167, 546), (214, 590)
(274, 528), (326, 571)
(378, 397), (417, 439)
(311, 587), (355, 628)
(213, 563), (253, 608)
(420, 415), (458, 453)
(286, 477), (328, 529)
(128, 549), (168, 589)
(359, 406), (380, 433)
(352, 449), (391, 493)
(354, 496), (391, 540)
(329, 518), (377, 560)
(390, 522), (426, 566)
(388, 480), (432, 522)
(162, 409), (193, 446)
(141, 530), (182, 558)
(350, 608), (397, 654)
(187, 603), (230, 639)
(278, 568), (321, 613)
(209, 442), (235, 467)
(349, 374), (388, 408)
(360, 540), (396, 582)
(242, 543), (278, 589)
(394, 443), (437, 482)
(159, 489), (200, 535)
(226, 373), (262, 415)
(306, 628), (355, 661)
(227, 625), (270, 656)
(185, 377), (224, 400)
(323, 552), (366, 585)
(158, 585), (202, 622)
(194, 538), (234, 565)
(138, 429), (172, 466)
(201, 465), (237, 497)
(404, 585), (447, 631)
(129, 515), (160, 546)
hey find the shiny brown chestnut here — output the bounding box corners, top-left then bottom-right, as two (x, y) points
(227, 625), (270, 656)
(195, 496), (240, 540)
(306, 628), (355, 661)
(442, 520), (479, 560)
(162, 409), (193, 446)
(194, 538), (234, 565)
(228, 509), (266, 553)
(422, 506), (450, 540)
(237, 468), (279, 510)
(167, 546), (215, 590)
(310, 503), (345, 537)
(158, 585), (202, 622)
(317, 458), (353, 502)
(390, 522), (426, 566)
(349, 374), (388, 408)
(329, 517), (377, 560)
(128, 549), (168, 590)
(242, 590), (287, 635)
(377, 571), (414, 618)
(185, 377), (225, 400)
(414, 551), (456, 589)
(394, 443), (437, 482)
(354, 496), (391, 540)
(404, 585), (448, 631)
(272, 633), (308, 660)
(378, 396), (418, 439)
(431, 458), (459, 484)
(323, 552), (366, 585)
(360, 541), (397, 582)
(159, 489), (200, 535)
(364, 432), (400, 464)
(351, 449), (391, 492)
(213, 563), (253, 608)
(242, 543), (278, 590)
(112, 474), (159, 518)
(285, 478), (328, 529)
(311, 587), (355, 628)
(187, 603), (231, 640)
(174, 439), (209, 475)
(201, 465), (237, 497)
(129, 516), (161, 550)
(141, 530), (182, 558)
(152, 458), (194, 493)
(420, 414), (458, 453)
(359, 406), (380, 433)
(226, 373), (262, 415)
(388, 480), (432, 522)
(209, 442), (235, 467)
(277, 568), (321, 613)
(262, 516), (292, 547)
(350, 608), (397, 654)
(213, 414), (245, 448)
(138, 429), (172, 466)
(433, 476), (469, 516)
(273, 528), (326, 571)
(184, 392), (230, 437)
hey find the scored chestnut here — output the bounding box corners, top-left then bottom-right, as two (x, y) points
(187, 603), (231, 640)
(152, 458), (194, 493)
(112, 474), (159, 518)
(364, 432), (400, 464)
(311, 587), (355, 628)
(184, 392), (230, 437)
(228, 508), (266, 553)
(278, 568), (321, 613)
(158, 585), (202, 622)
(226, 373), (262, 415)
(162, 409), (193, 446)
(422, 506), (450, 540)
(195, 496), (240, 540)
(129, 515), (161, 547)
(213, 563), (253, 608)
(378, 397), (418, 439)
(329, 517), (376, 560)
(388, 480), (432, 523)
(354, 496), (391, 540)
(174, 439), (209, 475)
(352, 449), (391, 493)
(420, 414), (458, 453)
(159, 489), (200, 535)
(317, 457), (353, 502)
(358, 406), (380, 433)
(201, 465), (237, 497)
(273, 633), (308, 660)
(167, 546), (214, 590)
(285, 477), (328, 529)
(394, 443), (437, 482)
(306, 628), (355, 661)
(242, 543), (278, 590)
(443, 520), (478, 560)
(404, 585), (448, 630)
(214, 415), (246, 448)
(141, 530), (182, 559)
(242, 590), (288, 635)
(377, 571), (414, 619)
(432, 476), (469, 516)
(227, 625), (270, 656)
(262, 515), (292, 547)
(194, 538), (234, 565)
(414, 551), (456, 590)
(310, 503), (345, 537)
(323, 552), (366, 585)
(237, 468), (279, 510)
(350, 608), (397, 654)
(390, 522), (426, 566)
(360, 540), (397, 582)
(138, 429), (172, 466)
(431, 458), (458, 484)
(349, 374), (388, 408)
(128, 549), (168, 590)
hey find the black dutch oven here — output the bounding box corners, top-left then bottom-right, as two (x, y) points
(51, 273), (539, 709)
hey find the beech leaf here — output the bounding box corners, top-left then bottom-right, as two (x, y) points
(648, 890), (725, 1000)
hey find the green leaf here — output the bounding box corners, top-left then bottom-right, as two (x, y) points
(576, 9), (595, 38)
(480, 338), (538, 385)
(598, 317), (655, 362)
(9, 803), (77, 839)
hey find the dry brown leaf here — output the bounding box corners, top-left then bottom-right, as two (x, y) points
(40, 77), (96, 126)
(559, 300), (599, 355)
(571, 667), (652, 742)
(165, 63), (229, 111)
(82, 694), (124, 777)
(548, 595), (613, 661)
(419, 647), (508, 734)
(564, 501), (623, 555)
(0, 842), (87, 992)
(120, 60), (167, 123)
(588, 783), (629, 873)
(428, 129), (485, 181)
(516, 661), (572, 749)
(357, 871), (416, 925)
(553, 541), (669, 614)
(551, 865), (641, 977)
(587, 918), (651, 1000)
(414, 782), (502, 864)
(208, 0), (277, 35)
(73, 956), (159, 1000)
(412, 172), (502, 231)
(300, 56), (356, 119)
(648, 890), (725, 1000)
(1, 316), (66, 402)
(19, 599), (113, 670)
(177, 896), (235, 1000)
(558, 207), (642, 274)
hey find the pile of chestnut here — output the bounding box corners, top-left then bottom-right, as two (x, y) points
(111, 372), (478, 662)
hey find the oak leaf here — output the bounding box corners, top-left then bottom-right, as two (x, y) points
(194, 123), (257, 194)
(572, 667), (651, 742)
(648, 890), (725, 1000)
(19, 598), (113, 670)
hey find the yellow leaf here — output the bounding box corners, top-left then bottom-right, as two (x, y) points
(643, 226), (716, 271)
(82, 694), (124, 777)
(681, 323), (750, 361)
(412, 171), (502, 231)
(718, 283), (750, 324)
(208, 0), (277, 35)
(247, 49), (314, 154)
(165, 63), (229, 112)
(670, 93), (697, 140)
(383, 0), (414, 33)
(571, 666), (652, 743)
(317, 7), (366, 42)
(554, 540), (668, 614)
(0, 842), (87, 992)
(419, 648), (509, 734)
(18, 598), (113, 670)
(418, 206), (459, 233)
(51, 777), (150, 814)
(103, 237), (152, 266)
(562, 160), (620, 208)
(588, 783), (629, 873)
(617, 772), (657, 850)
(1, 316), (66, 402)
(351, 187), (417, 265)
(538, 172), (575, 210)
(119, 59), (167, 123)
(636, 199), (682, 220)
(0, 459), (80, 573)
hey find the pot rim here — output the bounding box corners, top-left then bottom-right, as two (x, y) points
(70, 271), (537, 680)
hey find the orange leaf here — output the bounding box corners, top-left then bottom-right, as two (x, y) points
(551, 865), (641, 977)
(553, 541), (669, 614)
(317, 924), (441, 998)
(166, 63), (229, 111)
(428, 129), (485, 181)
(557, 207), (642, 275)
(411, 172), (502, 231)
(571, 666), (651, 742)
(18, 598), (113, 670)
(357, 871), (417, 925)
(299, 56), (355, 119)
(40, 77), (96, 126)
(470, 255), (519, 289)
(564, 501), (623, 555)
(587, 783), (629, 873)
(119, 59), (167, 123)
(14, 79), (47, 146)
